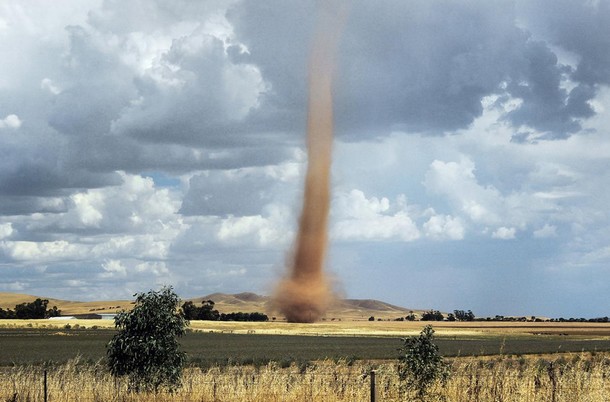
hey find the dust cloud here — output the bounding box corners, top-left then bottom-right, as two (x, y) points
(273, 3), (346, 323)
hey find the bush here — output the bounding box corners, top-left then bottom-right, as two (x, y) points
(398, 325), (449, 400)
(107, 286), (188, 392)
(420, 310), (444, 321)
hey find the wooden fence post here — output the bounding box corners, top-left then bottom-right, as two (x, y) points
(370, 370), (376, 402)
(43, 370), (48, 402)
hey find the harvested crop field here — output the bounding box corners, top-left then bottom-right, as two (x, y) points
(1, 322), (610, 366)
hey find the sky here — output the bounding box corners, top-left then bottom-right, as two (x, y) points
(1, 0), (610, 318)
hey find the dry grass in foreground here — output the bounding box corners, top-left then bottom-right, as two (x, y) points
(2, 353), (610, 401)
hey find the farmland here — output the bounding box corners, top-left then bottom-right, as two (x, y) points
(1, 320), (610, 401)
(1, 320), (610, 366)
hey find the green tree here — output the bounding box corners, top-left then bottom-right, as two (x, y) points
(420, 310), (444, 321)
(107, 286), (188, 392)
(14, 298), (59, 319)
(454, 309), (475, 321)
(47, 305), (61, 318)
(398, 325), (449, 400)
(0, 307), (15, 319)
(199, 300), (220, 320)
(180, 301), (199, 320)
(180, 299), (220, 321)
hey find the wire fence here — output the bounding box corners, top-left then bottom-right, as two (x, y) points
(2, 365), (610, 402)
(2, 369), (382, 402)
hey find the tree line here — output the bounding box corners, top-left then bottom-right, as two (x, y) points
(180, 300), (268, 322)
(0, 298), (61, 319)
(375, 309), (610, 323)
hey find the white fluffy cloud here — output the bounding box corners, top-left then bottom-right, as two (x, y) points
(100, 259), (127, 278)
(2, 240), (84, 262)
(533, 224), (558, 238)
(492, 227), (517, 240)
(423, 214), (465, 240)
(0, 114), (21, 129)
(332, 190), (420, 242)
(424, 158), (503, 225)
(0, 223), (13, 239)
(423, 156), (562, 236)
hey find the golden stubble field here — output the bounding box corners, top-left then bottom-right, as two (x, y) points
(2, 350), (610, 401)
(3, 318), (610, 338)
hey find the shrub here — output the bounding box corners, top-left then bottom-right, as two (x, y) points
(398, 325), (449, 400)
(106, 286), (188, 392)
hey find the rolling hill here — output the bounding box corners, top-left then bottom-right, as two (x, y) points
(0, 291), (424, 321)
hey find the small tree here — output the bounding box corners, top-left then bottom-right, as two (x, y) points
(398, 325), (449, 400)
(454, 309), (475, 321)
(421, 310), (444, 321)
(199, 300), (220, 320)
(107, 286), (188, 392)
(180, 301), (199, 320)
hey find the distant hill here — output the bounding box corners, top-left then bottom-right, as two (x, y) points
(188, 292), (422, 321)
(0, 291), (423, 321)
(0, 292), (132, 315)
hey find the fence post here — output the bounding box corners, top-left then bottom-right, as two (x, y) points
(43, 370), (48, 402)
(548, 361), (557, 402)
(370, 370), (376, 402)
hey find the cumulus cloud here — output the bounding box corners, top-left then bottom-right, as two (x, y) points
(424, 158), (503, 225)
(217, 214), (288, 247)
(422, 156), (564, 238)
(332, 190), (420, 242)
(423, 214), (465, 240)
(1, 240), (84, 262)
(1, 0), (606, 203)
(492, 227), (517, 240)
(40, 78), (61, 95)
(229, 1), (599, 139)
(100, 259), (127, 278)
(0, 114), (21, 129)
(0, 223), (13, 239)
(181, 168), (284, 217)
(517, 0), (610, 87)
(533, 224), (558, 238)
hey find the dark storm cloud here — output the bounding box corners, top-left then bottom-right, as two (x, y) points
(229, 0), (602, 138)
(335, 0), (522, 134)
(2, 0), (608, 208)
(0, 196), (70, 216)
(109, 35), (258, 147)
(503, 40), (594, 137)
(63, 136), (296, 174)
(517, 0), (610, 86)
(0, 160), (120, 197)
(180, 171), (276, 216)
(48, 26), (137, 138)
(17, 0), (606, 199)
(227, 1), (315, 128)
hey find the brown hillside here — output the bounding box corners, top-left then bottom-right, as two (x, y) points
(0, 292), (421, 321)
(0, 292), (132, 315)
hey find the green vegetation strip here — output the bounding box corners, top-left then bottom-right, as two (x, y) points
(0, 328), (609, 366)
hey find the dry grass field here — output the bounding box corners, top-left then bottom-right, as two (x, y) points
(2, 353), (610, 401)
(3, 317), (610, 338)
